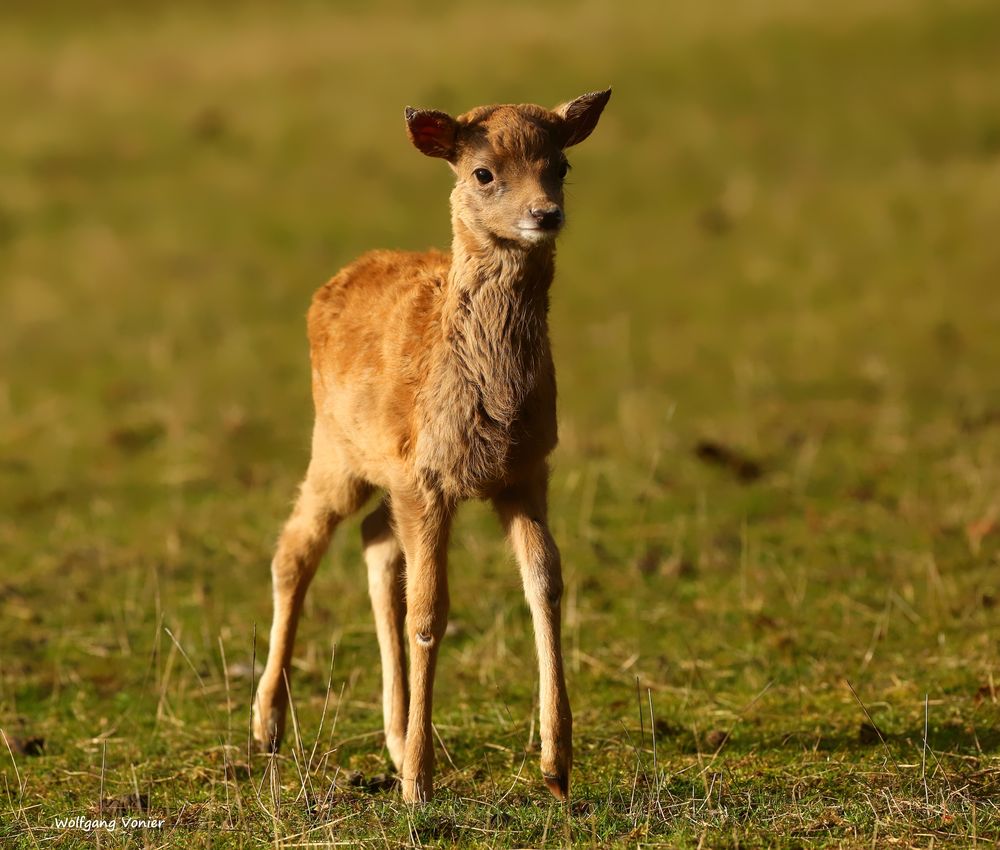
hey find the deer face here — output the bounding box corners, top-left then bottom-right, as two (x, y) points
(405, 90), (611, 249)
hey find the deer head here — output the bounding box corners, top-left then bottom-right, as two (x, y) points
(405, 89), (611, 248)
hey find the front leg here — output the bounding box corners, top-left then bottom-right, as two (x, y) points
(494, 469), (572, 800)
(391, 488), (453, 803)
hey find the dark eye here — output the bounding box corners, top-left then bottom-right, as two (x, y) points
(558, 159), (571, 179)
(473, 168), (494, 185)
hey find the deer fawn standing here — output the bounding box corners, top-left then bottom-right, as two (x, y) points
(253, 89), (611, 803)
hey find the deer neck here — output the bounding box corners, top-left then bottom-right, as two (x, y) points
(442, 218), (555, 426)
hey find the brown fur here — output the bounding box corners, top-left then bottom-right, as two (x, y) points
(253, 89), (611, 803)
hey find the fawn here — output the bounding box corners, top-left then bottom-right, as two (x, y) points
(252, 89), (611, 803)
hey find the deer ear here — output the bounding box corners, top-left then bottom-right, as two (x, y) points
(405, 107), (458, 160)
(555, 88), (611, 148)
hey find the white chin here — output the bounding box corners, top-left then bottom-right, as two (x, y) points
(516, 227), (557, 245)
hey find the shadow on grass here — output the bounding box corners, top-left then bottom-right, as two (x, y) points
(746, 723), (1000, 757)
(651, 720), (1000, 758)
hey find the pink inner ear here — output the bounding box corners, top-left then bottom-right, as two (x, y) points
(408, 112), (455, 158)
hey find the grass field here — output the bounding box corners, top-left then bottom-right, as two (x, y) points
(2, 0), (1000, 846)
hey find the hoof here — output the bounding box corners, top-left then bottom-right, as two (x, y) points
(251, 703), (284, 754)
(253, 734), (280, 755)
(543, 771), (569, 801)
(400, 776), (433, 804)
(385, 734), (406, 775)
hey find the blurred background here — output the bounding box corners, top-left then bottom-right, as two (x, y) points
(2, 0), (999, 843)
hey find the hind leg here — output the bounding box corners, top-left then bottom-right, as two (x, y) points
(362, 498), (408, 771)
(253, 457), (371, 752)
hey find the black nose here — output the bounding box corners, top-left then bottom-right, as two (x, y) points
(530, 205), (564, 230)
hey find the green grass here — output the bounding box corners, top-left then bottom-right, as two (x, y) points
(2, 0), (1000, 846)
